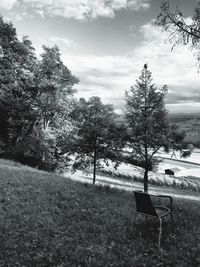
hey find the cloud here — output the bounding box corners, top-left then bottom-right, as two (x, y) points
(167, 103), (200, 114)
(5, 0), (151, 20)
(60, 21), (200, 113)
(133, 21), (200, 88)
(0, 0), (17, 10)
(62, 54), (134, 96)
(51, 36), (77, 47)
(166, 87), (200, 104)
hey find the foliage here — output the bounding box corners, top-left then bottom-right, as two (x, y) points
(69, 96), (126, 184)
(0, 16), (78, 170)
(155, 1), (200, 58)
(99, 169), (200, 193)
(35, 45), (79, 129)
(0, 16), (37, 155)
(121, 153), (155, 170)
(165, 124), (191, 159)
(0, 160), (200, 266)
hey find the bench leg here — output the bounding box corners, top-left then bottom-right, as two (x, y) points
(134, 212), (138, 225)
(171, 212), (174, 233)
(158, 218), (162, 248)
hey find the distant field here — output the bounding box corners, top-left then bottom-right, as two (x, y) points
(169, 113), (200, 145)
(118, 113), (200, 145)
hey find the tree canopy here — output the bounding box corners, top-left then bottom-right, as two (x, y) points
(70, 96), (126, 184)
(0, 16), (78, 170)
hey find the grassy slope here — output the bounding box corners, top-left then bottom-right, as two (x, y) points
(0, 160), (200, 266)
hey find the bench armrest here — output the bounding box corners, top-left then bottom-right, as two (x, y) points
(145, 193), (173, 211)
(133, 191), (173, 212)
(157, 195), (173, 212)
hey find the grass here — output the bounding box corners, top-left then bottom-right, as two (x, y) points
(0, 160), (200, 266)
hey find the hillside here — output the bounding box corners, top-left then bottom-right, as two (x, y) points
(117, 113), (200, 146)
(169, 113), (200, 145)
(0, 160), (200, 266)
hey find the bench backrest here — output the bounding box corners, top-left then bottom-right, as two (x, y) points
(134, 191), (158, 217)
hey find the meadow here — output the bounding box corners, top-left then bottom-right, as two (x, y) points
(169, 114), (200, 146)
(0, 159), (199, 266)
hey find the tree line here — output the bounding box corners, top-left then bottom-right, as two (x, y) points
(0, 8), (194, 192)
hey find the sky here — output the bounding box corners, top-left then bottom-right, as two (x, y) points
(0, 0), (200, 114)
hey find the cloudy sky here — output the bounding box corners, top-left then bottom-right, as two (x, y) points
(1, 0), (200, 114)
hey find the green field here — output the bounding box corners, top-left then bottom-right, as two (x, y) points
(0, 159), (200, 266)
(169, 114), (200, 145)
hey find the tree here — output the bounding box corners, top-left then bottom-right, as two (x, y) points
(125, 64), (170, 192)
(70, 96), (126, 184)
(29, 45), (79, 170)
(0, 16), (38, 157)
(36, 45), (79, 130)
(0, 16), (79, 170)
(155, 2), (200, 53)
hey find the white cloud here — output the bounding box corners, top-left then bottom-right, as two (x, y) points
(135, 22), (200, 88)
(167, 103), (200, 114)
(0, 0), (17, 10)
(51, 36), (77, 47)
(13, 0), (151, 20)
(110, 0), (150, 10)
(62, 54), (134, 97)
(60, 21), (200, 113)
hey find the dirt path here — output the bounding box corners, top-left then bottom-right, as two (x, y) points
(64, 170), (200, 202)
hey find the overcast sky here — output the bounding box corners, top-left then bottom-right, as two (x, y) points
(1, 0), (200, 114)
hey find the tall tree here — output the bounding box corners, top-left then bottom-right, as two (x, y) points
(36, 46), (79, 130)
(155, 2), (200, 52)
(70, 96), (126, 184)
(0, 16), (37, 156)
(28, 45), (79, 170)
(0, 17), (79, 170)
(125, 64), (170, 192)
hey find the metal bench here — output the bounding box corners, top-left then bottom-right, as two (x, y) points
(133, 191), (174, 246)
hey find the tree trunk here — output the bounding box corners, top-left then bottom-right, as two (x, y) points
(144, 167), (148, 193)
(143, 75), (148, 193)
(93, 145), (97, 185)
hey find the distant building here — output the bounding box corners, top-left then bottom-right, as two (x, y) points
(165, 168), (180, 176)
